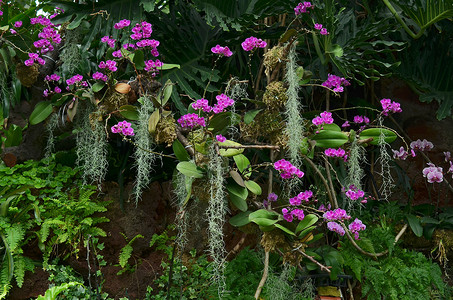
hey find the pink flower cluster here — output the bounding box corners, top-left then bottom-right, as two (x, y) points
(99, 60), (118, 72)
(322, 74), (350, 93)
(30, 15), (53, 27)
(294, 2), (314, 15)
(114, 19), (131, 29)
(92, 71), (108, 82)
(323, 208), (351, 221)
(282, 207), (305, 222)
(66, 74), (84, 86)
(216, 135), (226, 142)
(380, 98), (402, 116)
(45, 74), (61, 81)
(177, 113), (206, 130)
(241, 36), (267, 52)
(213, 94), (234, 113)
(410, 139), (434, 152)
(111, 121), (134, 136)
(314, 23), (329, 35)
(289, 190), (313, 206)
(353, 115), (370, 124)
(30, 15), (62, 57)
(192, 99), (212, 112)
(112, 50), (122, 58)
(273, 159), (304, 179)
(312, 111), (334, 126)
(14, 21), (22, 28)
(348, 218), (366, 240)
(144, 59), (163, 75)
(324, 148), (346, 158)
(327, 222), (345, 236)
(101, 36), (116, 48)
(423, 163), (443, 183)
(392, 146), (415, 160)
(211, 44), (233, 57)
(24, 52), (45, 66)
(131, 21), (153, 40)
(345, 186), (365, 201)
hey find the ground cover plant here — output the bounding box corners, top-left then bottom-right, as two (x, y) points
(0, 0), (452, 299)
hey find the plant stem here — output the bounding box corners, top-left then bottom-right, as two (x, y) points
(254, 250), (269, 299)
(303, 155), (335, 207)
(324, 157), (339, 208)
(381, 0), (424, 39)
(296, 249), (331, 273)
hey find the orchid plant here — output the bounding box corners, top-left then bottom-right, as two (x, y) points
(1, 0), (451, 298)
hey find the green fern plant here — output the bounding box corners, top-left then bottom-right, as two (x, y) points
(117, 233), (144, 275)
(39, 186), (109, 266)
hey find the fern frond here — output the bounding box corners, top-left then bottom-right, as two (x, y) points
(119, 244), (133, 268)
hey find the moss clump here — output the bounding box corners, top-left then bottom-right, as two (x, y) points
(264, 45), (285, 73)
(240, 109), (288, 148)
(103, 89), (129, 112)
(16, 63), (39, 87)
(261, 230), (287, 252)
(154, 115), (177, 147)
(263, 81), (288, 110)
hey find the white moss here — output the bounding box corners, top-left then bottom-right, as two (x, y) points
(75, 104), (108, 188)
(377, 117), (395, 201)
(206, 145), (228, 296)
(44, 113), (59, 158)
(132, 97), (156, 204)
(284, 43), (305, 168)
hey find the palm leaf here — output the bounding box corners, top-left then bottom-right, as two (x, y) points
(394, 0), (453, 30)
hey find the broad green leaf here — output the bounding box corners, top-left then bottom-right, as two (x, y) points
(226, 181), (248, 200)
(160, 79), (173, 107)
(244, 180), (262, 195)
(312, 130), (348, 148)
(229, 194), (247, 211)
(218, 140), (244, 157)
(229, 211), (252, 227)
(359, 128), (397, 145)
(295, 214), (319, 234)
(148, 110), (160, 134)
(249, 209), (279, 221)
(274, 223), (296, 236)
(92, 82), (105, 93)
(160, 63), (180, 70)
(298, 225), (316, 239)
(321, 123), (341, 132)
(208, 112), (232, 134)
(244, 109), (262, 124)
(119, 105), (139, 120)
(233, 154), (250, 173)
(132, 50), (145, 70)
(29, 101), (53, 125)
(251, 217), (279, 227)
(176, 161), (204, 178)
(172, 139), (190, 161)
(407, 214), (423, 237)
